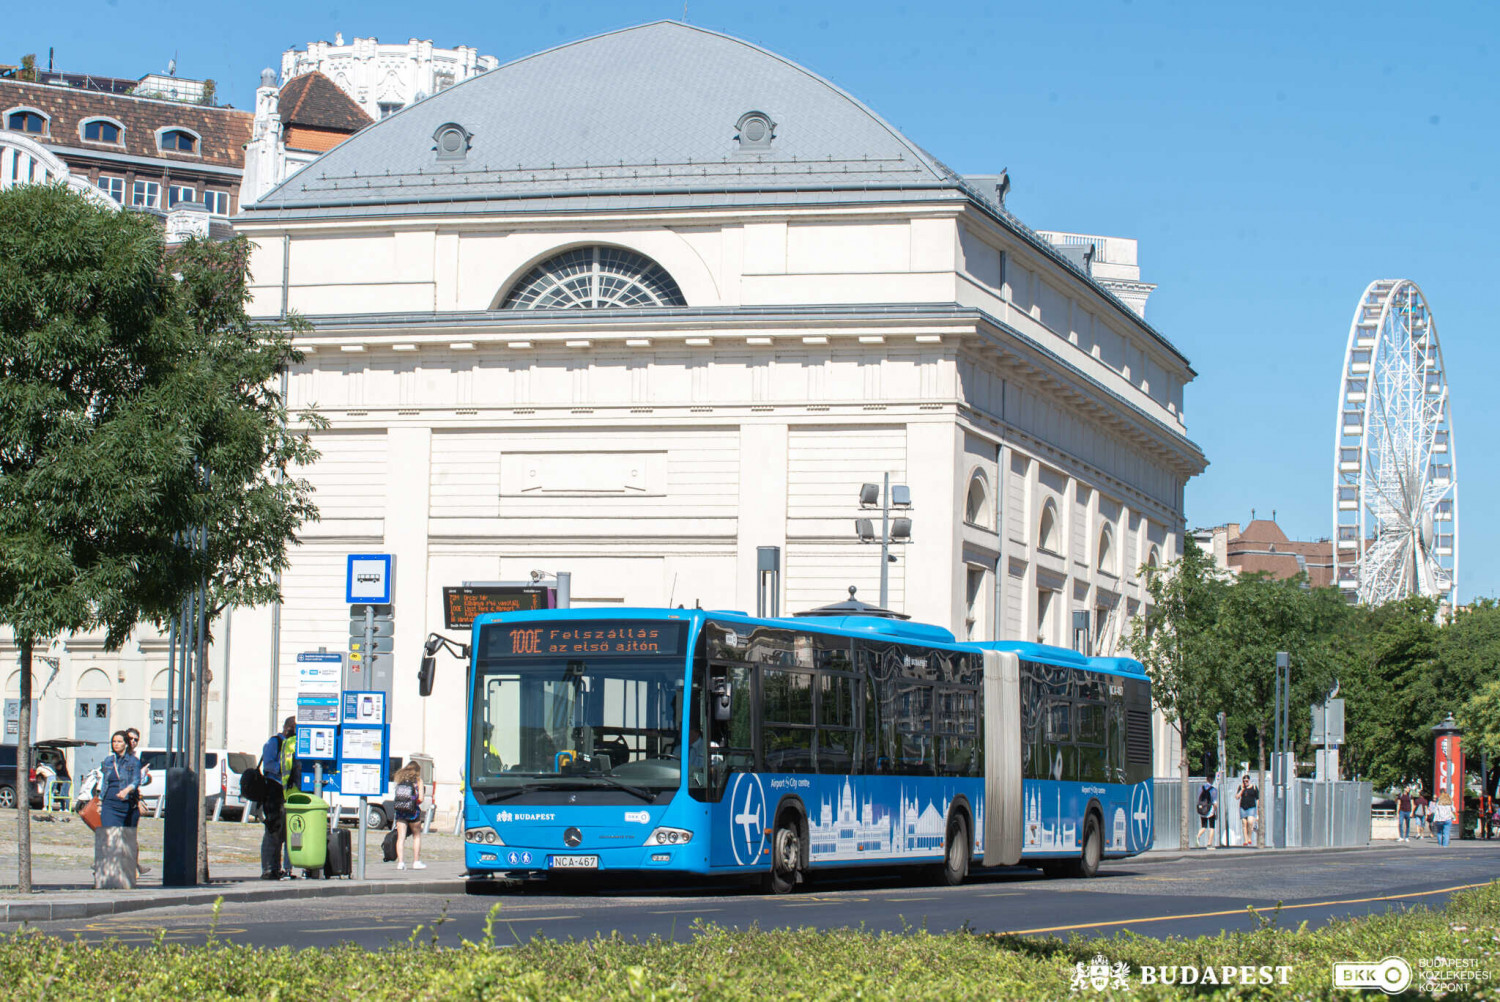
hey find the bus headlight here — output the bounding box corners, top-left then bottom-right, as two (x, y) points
(466, 827), (504, 845)
(646, 826), (693, 845)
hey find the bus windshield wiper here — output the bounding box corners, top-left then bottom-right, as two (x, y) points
(576, 772), (657, 802)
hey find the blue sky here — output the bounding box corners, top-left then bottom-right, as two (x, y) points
(13, 1), (1497, 596)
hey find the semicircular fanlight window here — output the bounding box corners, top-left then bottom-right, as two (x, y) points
(501, 246), (687, 310)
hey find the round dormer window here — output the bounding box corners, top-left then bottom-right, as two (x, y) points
(735, 111), (775, 151)
(432, 122), (472, 161)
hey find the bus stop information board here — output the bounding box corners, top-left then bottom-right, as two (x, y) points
(442, 586), (549, 630)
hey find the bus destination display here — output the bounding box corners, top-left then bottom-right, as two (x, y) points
(443, 586), (549, 629)
(487, 622), (683, 658)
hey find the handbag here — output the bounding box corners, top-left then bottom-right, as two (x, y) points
(79, 796), (102, 830)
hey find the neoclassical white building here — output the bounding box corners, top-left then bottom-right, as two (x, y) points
(6, 23), (1203, 801)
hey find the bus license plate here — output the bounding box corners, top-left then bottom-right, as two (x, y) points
(550, 855), (599, 869)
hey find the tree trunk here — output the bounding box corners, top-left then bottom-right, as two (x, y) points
(1178, 719), (1190, 851)
(17, 639), (33, 893)
(1257, 724), (1267, 848)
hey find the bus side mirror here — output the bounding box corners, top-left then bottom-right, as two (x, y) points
(712, 679), (732, 723)
(418, 655), (436, 697)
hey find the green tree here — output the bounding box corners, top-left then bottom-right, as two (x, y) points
(1336, 597), (1441, 790)
(1209, 574), (1347, 844)
(1124, 536), (1227, 849)
(0, 185), (317, 890)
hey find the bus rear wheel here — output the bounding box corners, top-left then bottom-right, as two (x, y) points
(1068, 812), (1103, 878)
(939, 814), (970, 886)
(762, 815), (802, 894)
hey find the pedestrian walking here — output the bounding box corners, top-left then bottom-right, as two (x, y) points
(1238, 775), (1259, 847)
(391, 762), (426, 870)
(1432, 793), (1456, 846)
(258, 716), (296, 880)
(124, 728), (152, 875)
(1195, 778), (1219, 849)
(1396, 787), (1413, 842)
(94, 731), (142, 888)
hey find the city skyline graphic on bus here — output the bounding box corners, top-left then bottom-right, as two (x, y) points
(805, 778), (987, 861)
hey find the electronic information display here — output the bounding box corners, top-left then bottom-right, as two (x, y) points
(483, 622), (684, 659)
(442, 586), (549, 629)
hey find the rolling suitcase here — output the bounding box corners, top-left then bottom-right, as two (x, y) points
(324, 828), (352, 877)
(382, 828), (399, 862)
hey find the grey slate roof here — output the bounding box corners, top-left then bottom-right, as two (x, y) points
(239, 21), (1192, 369)
(247, 21), (948, 212)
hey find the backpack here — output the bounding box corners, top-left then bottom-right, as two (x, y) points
(382, 828), (399, 862)
(393, 781), (419, 819)
(1196, 786), (1215, 817)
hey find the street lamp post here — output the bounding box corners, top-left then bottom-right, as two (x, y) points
(855, 475), (912, 610)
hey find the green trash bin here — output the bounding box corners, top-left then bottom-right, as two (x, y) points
(284, 792), (329, 870)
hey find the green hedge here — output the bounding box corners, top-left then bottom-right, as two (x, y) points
(3, 883), (1498, 999)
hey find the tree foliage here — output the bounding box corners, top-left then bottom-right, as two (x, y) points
(0, 183), (318, 891)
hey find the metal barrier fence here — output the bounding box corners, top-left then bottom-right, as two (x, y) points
(1152, 776), (1371, 849)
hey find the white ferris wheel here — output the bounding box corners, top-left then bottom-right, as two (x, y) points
(1332, 279), (1458, 609)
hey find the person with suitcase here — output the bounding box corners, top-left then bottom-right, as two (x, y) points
(391, 762), (426, 870)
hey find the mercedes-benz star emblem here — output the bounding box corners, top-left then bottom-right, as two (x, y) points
(563, 827), (583, 847)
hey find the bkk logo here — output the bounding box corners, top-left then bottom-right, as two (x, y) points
(624, 810), (650, 824)
(1332, 957), (1411, 994)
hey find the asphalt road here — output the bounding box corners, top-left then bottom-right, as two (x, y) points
(19, 842), (1498, 949)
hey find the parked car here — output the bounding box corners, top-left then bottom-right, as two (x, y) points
(0, 742), (81, 809)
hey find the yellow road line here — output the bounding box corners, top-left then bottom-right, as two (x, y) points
(649, 908), (723, 914)
(1005, 881), (1493, 936)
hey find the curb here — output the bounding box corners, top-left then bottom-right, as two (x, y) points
(1, 878), (468, 923)
(1138, 842), (1392, 864)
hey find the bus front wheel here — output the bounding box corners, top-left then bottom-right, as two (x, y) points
(763, 815), (802, 894)
(939, 814), (970, 886)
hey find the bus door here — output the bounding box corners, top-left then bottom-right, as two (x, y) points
(981, 649), (1022, 866)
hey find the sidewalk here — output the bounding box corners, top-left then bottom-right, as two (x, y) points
(0, 813), (467, 922)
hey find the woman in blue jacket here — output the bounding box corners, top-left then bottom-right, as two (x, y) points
(95, 729), (144, 886)
(98, 730), (142, 828)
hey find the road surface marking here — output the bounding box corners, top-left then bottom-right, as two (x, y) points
(887, 896), (938, 902)
(649, 908), (723, 914)
(1003, 881), (1492, 936)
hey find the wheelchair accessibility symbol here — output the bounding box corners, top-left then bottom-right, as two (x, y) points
(728, 773), (766, 866)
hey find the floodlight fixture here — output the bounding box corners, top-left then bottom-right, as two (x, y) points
(891, 485), (912, 508)
(859, 483), (880, 507)
(855, 518), (875, 542)
(890, 517), (912, 541)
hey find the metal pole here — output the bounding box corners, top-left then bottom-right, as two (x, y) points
(358, 604), (374, 881)
(357, 796), (367, 881)
(879, 472), (890, 609)
(164, 609), (178, 773)
(556, 572), (571, 609)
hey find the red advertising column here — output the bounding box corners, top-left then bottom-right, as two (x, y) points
(1433, 714), (1465, 829)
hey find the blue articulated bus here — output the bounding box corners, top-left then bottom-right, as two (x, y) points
(437, 606), (1153, 891)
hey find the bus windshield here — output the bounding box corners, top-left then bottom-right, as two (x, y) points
(469, 621), (688, 803)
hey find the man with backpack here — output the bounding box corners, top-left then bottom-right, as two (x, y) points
(1196, 779), (1219, 850)
(259, 716), (296, 880)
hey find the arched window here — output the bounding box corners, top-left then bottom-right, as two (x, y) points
(6, 109), (47, 135)
(501, 246), (687, 310)
(1038, 500), (1060, 553)
(82, 118), (122, 143)
(1145, 545), (1161, 571)
(964, 475), (990, 528)
(158, 128), (199, 153)
(1097, 525), (1115, 574)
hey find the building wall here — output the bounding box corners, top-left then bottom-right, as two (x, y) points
(216, 202), (1200, 808)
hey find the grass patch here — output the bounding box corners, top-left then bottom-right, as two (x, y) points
(3, 884), (1499, 999)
